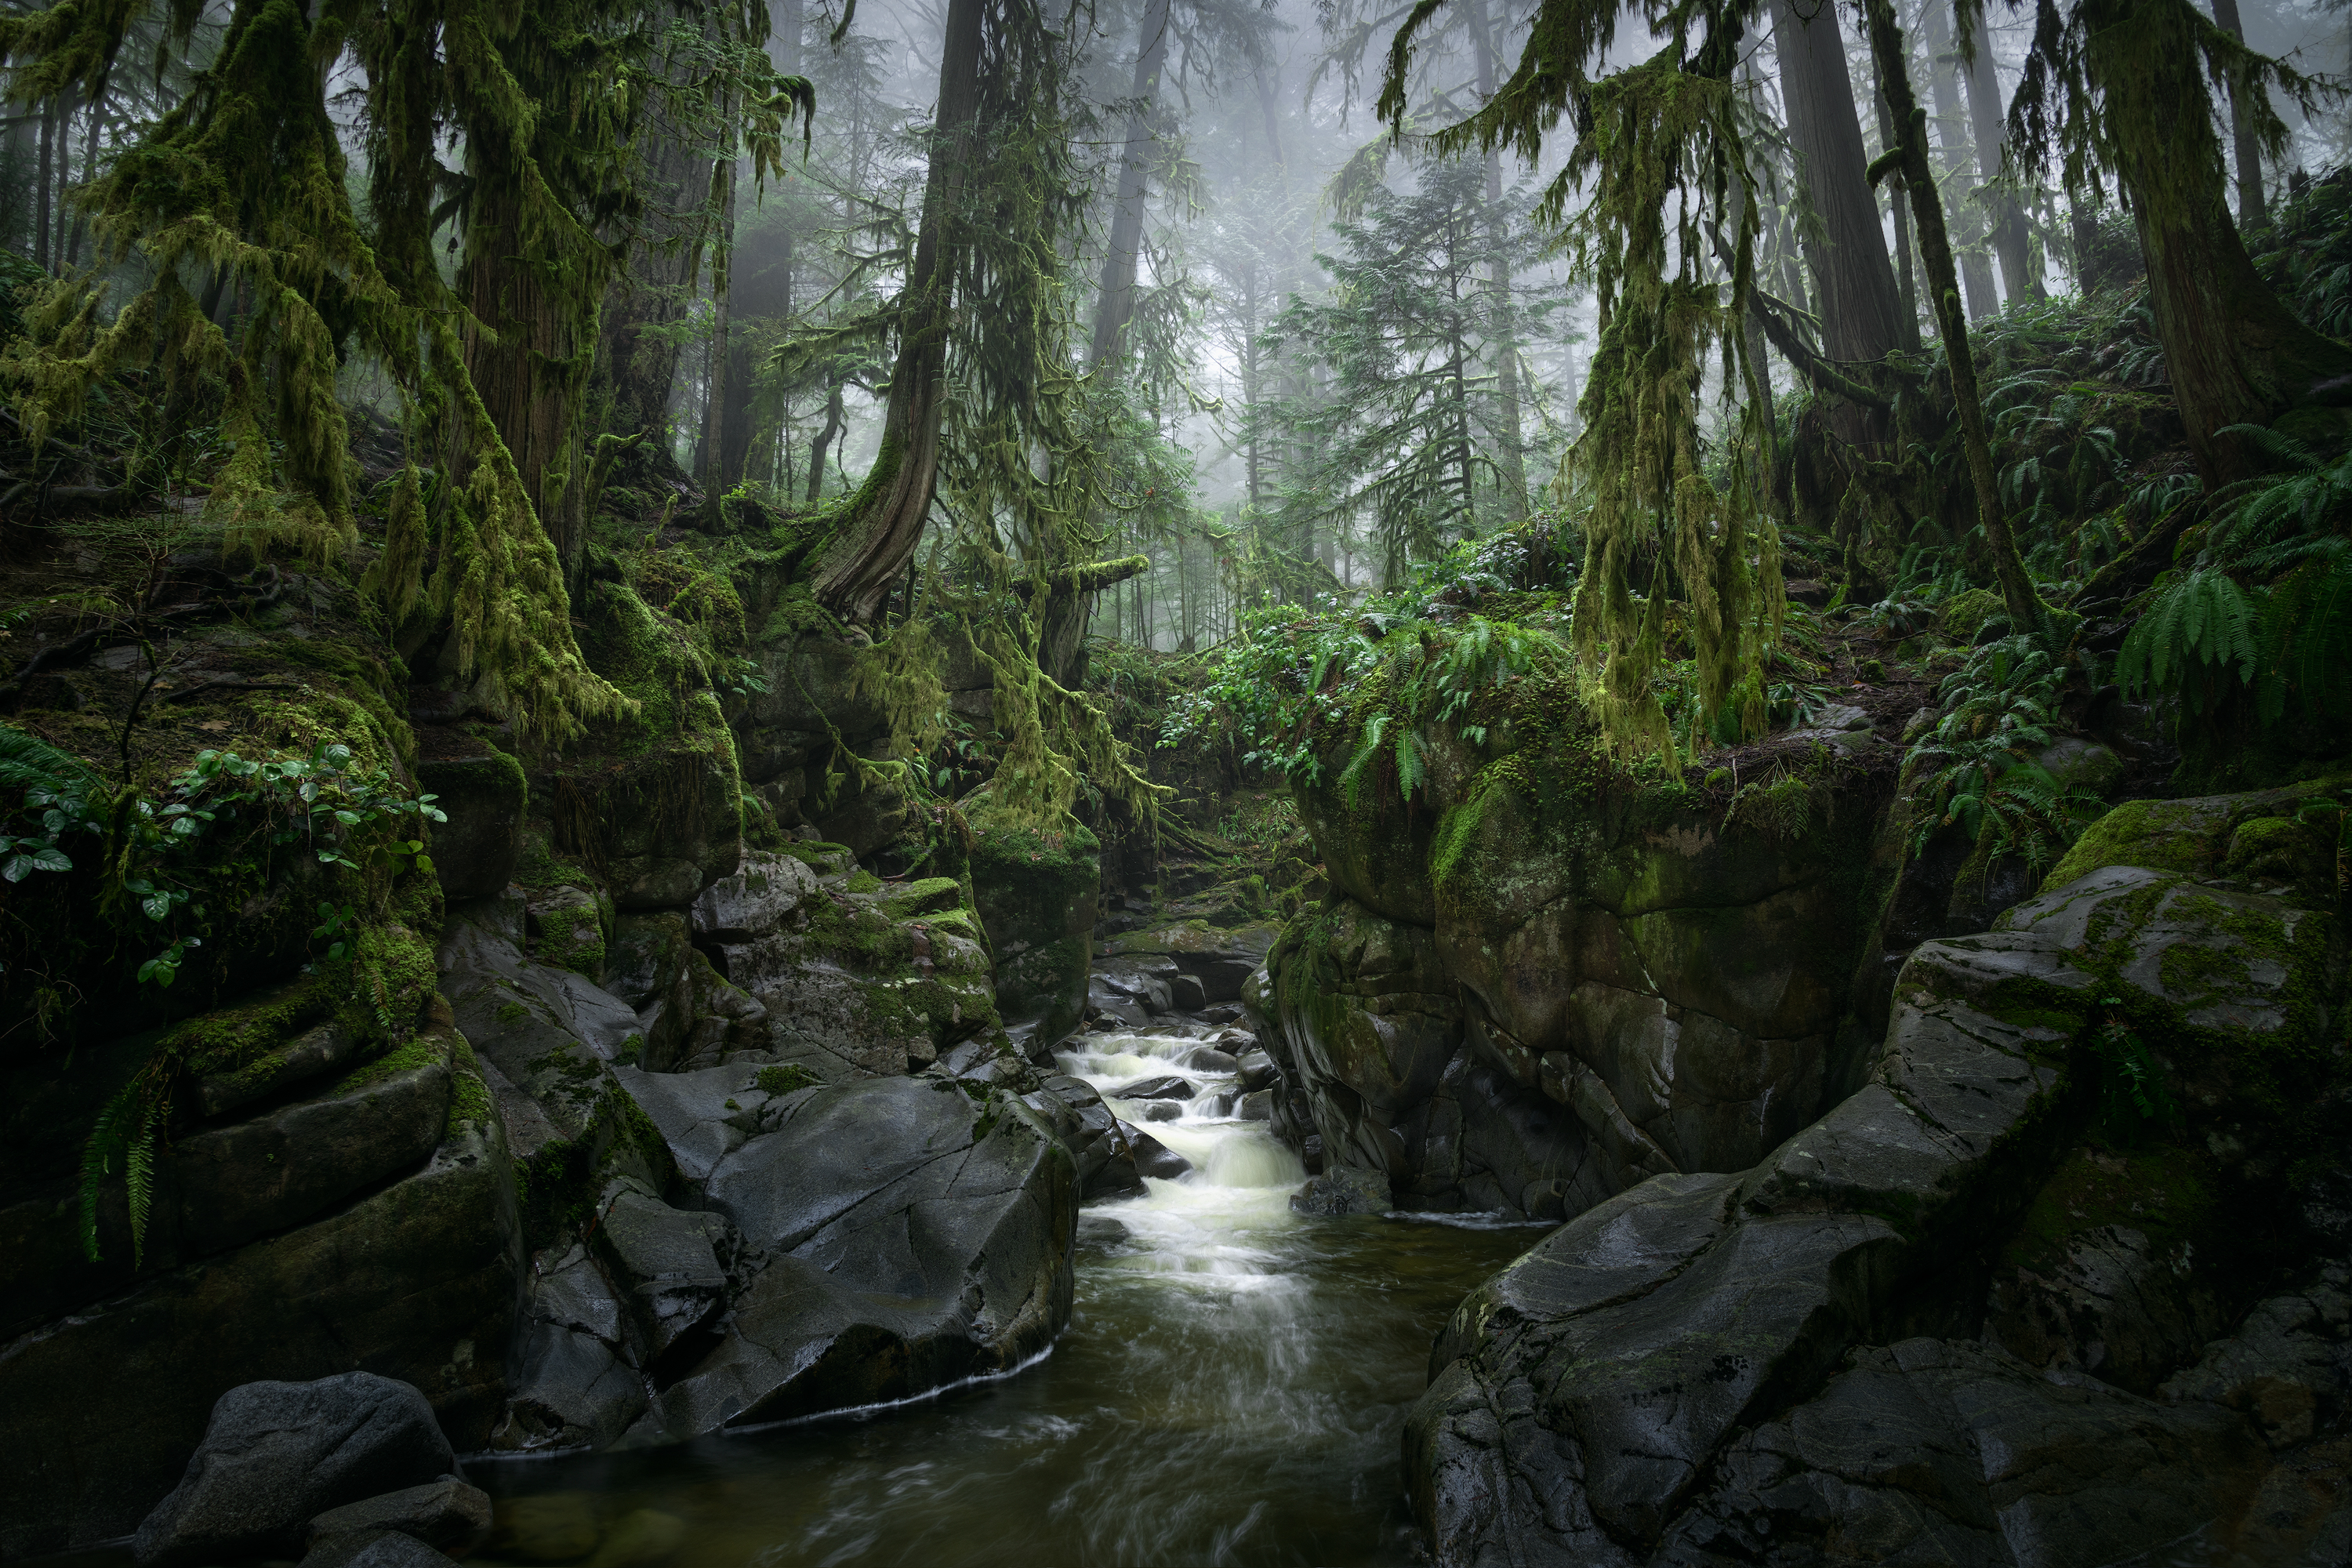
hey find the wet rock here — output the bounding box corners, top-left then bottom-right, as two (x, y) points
(968, 804), (1102, 1045)
(603, 913), (690, 1012)
(1127, 1130), (1192, 1181)
(1235, 1051), (1279, 1093)
(416, 745), (526, 901)
(307, 1479), (492, 1552)
(1102, 922), (1279, 1004)
(625, 1076), (1076, 1439)
(1022, 1075), (1136, 1197)
(491, 1244), (647, 1453)
(1182, 1047), (1241, 1073)
(191, 1003), (361, 1118)
(131, 1373), (454, 1567)
(299, 1530), (465, 1568)
(1137, 1101), (1182, 1122)
(615, 1064), (792, 1187)
(2, 1099), (521, 1556)
(1236, 1089), (1272, 1122)
(689, 851), (819, 942)
(525, 885), (608, 981)
(1102, 1074), (1193, 1101)
(1168, 972), (1209, 1011)
(1290, 1166), (1388, 1217)
(438, 908), (641, 1144)
(1093, 966), (1174, 1016)
(592, 1192), (740, 1364)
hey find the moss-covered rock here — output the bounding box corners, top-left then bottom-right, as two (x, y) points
(416, 742), (527, 900)
(967, 805), (1098, 1046)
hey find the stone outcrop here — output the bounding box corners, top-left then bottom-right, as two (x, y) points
(1260, 717), (1895, 1221)
(1402, 787), (2351, 1566)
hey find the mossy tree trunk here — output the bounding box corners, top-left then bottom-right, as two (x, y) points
(805, 0), (985, 623)
(1860, 0), (2041, 630)
(2077, 0), (2350, 485)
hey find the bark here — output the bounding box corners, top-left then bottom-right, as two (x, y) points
(34, 96), (52, 270)
(67, 78), (106, 268)
(1868, 50), (1922, 344)
(2209, 0), (2269, 234)
(1922, 1), (1998, 321)
(806, 381), (844, 503)
(699, 149), (736, 528)
(806, 0), (985, 621)
(1088, 0), (1174, 372)
(592, 119), (705, 492)
(1468, 0), (1529, 521)
(1767, 0), (1909, 368)
(1961, 10), (2042, 304)
(2085, 0), (2352, 484)
(1860, 0), (2041, 630)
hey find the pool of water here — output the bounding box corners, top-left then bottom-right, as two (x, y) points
(471, 1022), (1543, 1568)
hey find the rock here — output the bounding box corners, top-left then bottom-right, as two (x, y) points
(1137, 1100), (1181, 1122)
(1, 1089), (521, 1557)
(689, 851), (819, 942)
(1290, 1166), (1388, 1216)
(966, 805), (1098, 1051)
(191, 993), (362, 1117)
(438, 909), (643, 1146)
(1102, 1074), (1194, 1102)
(307, 1479), (492, 1552)
(603, 913), (690, 1012)
(1235, 1051), (1279, 1093)
(299, 1530), (465, 1568)
(416, 746), (526, 901)
(1127, 1130), (1192, 1181)
(592, 1192), (740, 1366)
(1022, 1075), (1138, 1197)
(1102, 921), (1279, 1004)
(1093, 966), (1174, 1015)
(1236, 1088), (1272, 1121)
(130, 1374), (455, 1568)
(492, 1246), (648, 1452)
(525, 885), (608, 981)
(1183, 1047), (1241, 1073)
(615, 1063), (791, 1187)
(625, 1076), (1076, 1439)
(1168, 972), (1209, 1011)
(1086, 986), (1150, 1028)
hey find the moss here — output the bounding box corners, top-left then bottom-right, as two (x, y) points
(2042, 797), (2226, 889)
(845, 869), (883, 894)
(756, 1062), (817, 1094)
(531, 896), (607, 979)
(444, 1033), (495, 1134)
(169, 975), (332, 1077)
(329, 1035), (442, 1095)
(329, 920), (437, 1053)
(1940, 586), (2003, 641)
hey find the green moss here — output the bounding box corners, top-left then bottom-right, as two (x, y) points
(169, 975), (332, 1077)
(845, 869), (883, 894)
(756, 1062), (817, 1094)
(2042, 797), (2226, 888)
(329, 921), (437, 1053)
(1940, 586), (2002, 641)
(329, 1036), (442, 1095)
(444, 1034), (495, 1134)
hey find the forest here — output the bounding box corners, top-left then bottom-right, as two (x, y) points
(3, 0), (2352, 1562)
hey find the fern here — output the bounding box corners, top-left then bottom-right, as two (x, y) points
(2117, 568), (2260, 695)
(1338, 713), (1390, 808)
(80, 1075), (169, 1267)
(0, 722), (100, 799)
(1395, 727), (1428, 800)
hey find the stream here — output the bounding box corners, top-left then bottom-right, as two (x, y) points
(471, 1019), (1540, 1568)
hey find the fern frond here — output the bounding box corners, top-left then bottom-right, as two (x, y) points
(0, 723), (100, 799)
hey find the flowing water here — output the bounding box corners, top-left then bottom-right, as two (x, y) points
(466, 1021), (1543, 1566)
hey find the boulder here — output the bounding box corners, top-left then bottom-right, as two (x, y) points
(299, 1530), (466, 1568)
(0, 1062), (521, 1558)
(1290, 1166), (1389, 1217)
(1102, 1074), (1194, 1102)
(130, 1374), (454, 1567)
(689, 851), (819, 942)
(491, 1246), (647, 1453)
(1127, 1129), (1192, 1181)
(967, 805), (1102, 1045)
(1022, 1075), (1139, 1197)
(307, 1479), (492, 1553)
(524, 885), (608, 981)
(415, 744), (526, 901)
(626, 1076), (1076, 1439)
(591, 1191), (741, 1363)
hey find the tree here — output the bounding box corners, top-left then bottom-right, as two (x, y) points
(2010, 0), (2352, 485)
(1960, 8), (2041, 304)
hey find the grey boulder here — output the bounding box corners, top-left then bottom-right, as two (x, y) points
(132, 1373), (454, 1568)
(299, 1530), (465, 1568)
(1290, 1166), (1389, 1216)
(307, 1478), (490, 1552)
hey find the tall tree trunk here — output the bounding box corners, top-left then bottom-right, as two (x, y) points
(2084, 0), (2352, 483)
(67, 78), (106, 267)
(700, 144), (737, 528)
(1088, 0), (1174, 371)
(34, 96), (53, 270)
(1768, 0), (1909, 372)
(592, 118), (704, 493)
(806, 0), (985, 621)
(806, 381), (844, 502)
(2209, 0), (2269, 234)
(1922, 0), (1999, 321)
(1868, 51), (1923, 344)
(1961, 11), (2042, 304)
(1468, 0), (1529, 521)
(1861, 0), (2041, 630)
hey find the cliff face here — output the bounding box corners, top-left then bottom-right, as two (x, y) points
(1254, 695), (1904, 1221)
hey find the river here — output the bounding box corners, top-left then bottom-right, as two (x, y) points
(466, 1018), (1540, 1567)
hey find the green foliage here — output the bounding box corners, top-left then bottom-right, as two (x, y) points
(755, 1062), (818, 1095)
(1905, 635), (2105, 871)
(2089, 1002), (2180, 1145)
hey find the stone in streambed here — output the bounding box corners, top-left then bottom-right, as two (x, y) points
(132, 1373), (454, 1568)
(1127, 1130), (1192, 1181)
(299, 1530), (465, 1568)
(1102, 1073), (1193, 1101)
(1290, 1166), (1388, 1216)
(307, 1479), (491, 1552)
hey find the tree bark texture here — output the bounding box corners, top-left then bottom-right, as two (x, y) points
(1088, 0), (1174, 372)
(1961, 11), (2041, 305)
(1867, 49), (1922, 345)
(1921, 0), (1998, 321)
(1768, 0), (1908, 368)
(2209, 0), (2269, 234)
(1861, 0), (2041, 630)
(591, 119), (705, 493)
(2085, 0), (2352, 484)
(806, 0), (985, 621)
(1469, 0), (1529, 521)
